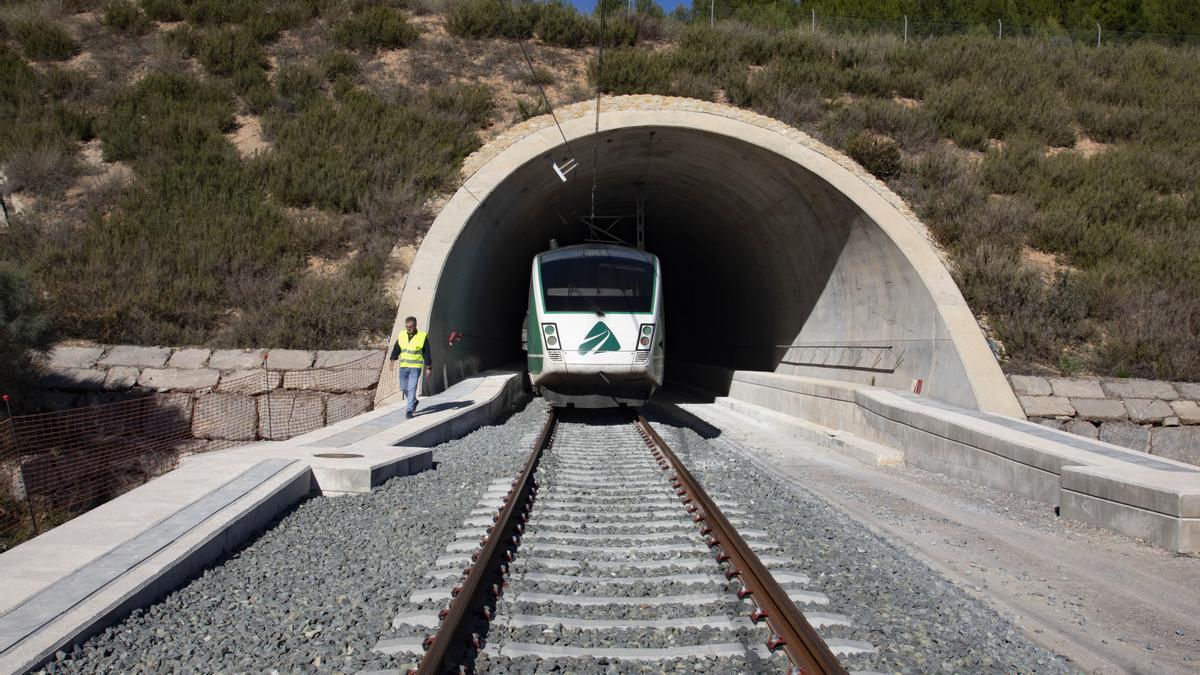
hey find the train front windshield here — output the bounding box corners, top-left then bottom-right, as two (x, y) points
(541, 254), (655, 314)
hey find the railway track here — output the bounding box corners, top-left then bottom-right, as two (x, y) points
(378, 408), (875, 673)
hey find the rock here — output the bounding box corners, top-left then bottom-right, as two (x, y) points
(1102, 379), (1178, 400)
(1174, 382), (1200, 399)
(327, 393), (373, 424)
(1049, 378), (1104, 398)
(1169, 400), (1200, 425)
(1069, 398), (1126, 422)
(265, 349), (314, 370)
(1124, 398), (1173, 424)
(48, 345), (105, 369)
(1034, 418), (1065, 431)
(218, 370), (281, 395)
(1009, 375), (1051, 397)
(313, 350), (384, 370)
(282, 369), (378, 393)
(192, 393), (258, 441)
(103, 366), (141, 391)
(1017, 396), (1074, 418)
(1163, 416), (1181, 427)
(1098, 422), (1150, 453)
(40, 368), (107, 392)
(147, 392), (194, 433)
(1066, 419), (1099, 439)
(137, 368), (221, 392)
(1150, 427), (1200, 466)
(207, 349), (266, 371)
(258, 392), (325, 440)
(167, 348), (211, 369)
(98, 346), (171, 368)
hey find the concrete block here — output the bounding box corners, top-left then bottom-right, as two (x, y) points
(283, 369), (378, 393)
(1103, 379), (1178, 400)
(47, 345), (104, 369)
(258, 392), (325, 440)
(137, 368), (220, 392)
(167, 348), (211, 369)
(1151, 427), (1200, 466)
(1009, 375), (1051, 396)
(218, 370), (281, 395)
(207, 349), (266, 371)
(98, 346), (171, 368)
(1169, 400), (1200, 425)
(1050, 378), (1104, 398)
(313, 350), (384, 369)
(265, 349), (313, 370)
(327, 393), (373, 425)
(1069, 398), (1127, 422)
(1099, 422), (1150, 453)
(1125, 398), (1173, 424)
(103, 366), (140, 391)
(1066, 419), (1099, 440)
(40, 368), (106, 392)
(1017, 396), (1074, 417)
(192, 393), (257, 441)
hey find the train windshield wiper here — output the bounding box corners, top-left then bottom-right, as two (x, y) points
(568, 278), (604, 316)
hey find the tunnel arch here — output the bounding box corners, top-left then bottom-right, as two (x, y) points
(382, 96), (1021, 417)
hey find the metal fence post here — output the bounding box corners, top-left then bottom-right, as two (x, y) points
(709, 0), (713, 27)
(811, 8), (815, 32)
(904, 15), (908, 44)
(1097, 22), (1101, 47)
(998, 19), (1002, 39)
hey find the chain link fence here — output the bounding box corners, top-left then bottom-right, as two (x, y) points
(0, 351), (386, 552)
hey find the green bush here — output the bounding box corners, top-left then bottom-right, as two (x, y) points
(445, 0), (537, 39)
(593, 48), (671, 95)
(276, 63), (322, 111)
(0, 263), (55, 409)
(317, 50), (360, 81)
(104, 0), (152, 35)
(13, 19), (80, 61)
(537, 2), (592, 48)
(331, 6), (419, 51)
(98, 72), (235, 163)
(843, 132), (902, 179)
(195, 26), (267, 76)
(139, 0), (184, 21)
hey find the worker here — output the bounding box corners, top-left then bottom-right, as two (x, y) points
(388, 316), (432, 418)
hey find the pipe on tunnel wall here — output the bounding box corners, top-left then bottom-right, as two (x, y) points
(380, 98), (1022, 418)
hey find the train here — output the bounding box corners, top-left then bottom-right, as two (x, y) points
(524, 243), (665, 408)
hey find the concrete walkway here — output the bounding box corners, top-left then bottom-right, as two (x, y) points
(667, 398), (1200, 674)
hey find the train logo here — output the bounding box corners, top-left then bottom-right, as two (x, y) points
(578, 321), (620, 355)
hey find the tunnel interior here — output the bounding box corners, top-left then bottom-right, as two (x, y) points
(425, 125), (969, 406)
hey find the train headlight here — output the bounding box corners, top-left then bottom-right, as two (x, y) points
(637, 324), (654, 350)
(541, 323), (560, 350)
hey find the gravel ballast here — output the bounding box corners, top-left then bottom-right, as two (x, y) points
(43, 401), (550, 674)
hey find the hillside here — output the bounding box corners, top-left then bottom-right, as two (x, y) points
(1, 0), (1199, 394)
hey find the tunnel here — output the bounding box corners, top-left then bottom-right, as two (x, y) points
(384, 97), (1019, 416)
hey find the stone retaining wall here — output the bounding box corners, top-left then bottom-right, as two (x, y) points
(36, 344), (386, 450)
(1010, 375), (1200, 465)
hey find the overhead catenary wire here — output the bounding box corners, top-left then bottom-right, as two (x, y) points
(590, 0), (606, 225)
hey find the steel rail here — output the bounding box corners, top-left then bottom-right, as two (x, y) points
(635, 415), (849, 675)
(414, 409), (557, 674)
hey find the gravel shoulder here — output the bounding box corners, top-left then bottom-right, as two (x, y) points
(663, 399), (1200, 674)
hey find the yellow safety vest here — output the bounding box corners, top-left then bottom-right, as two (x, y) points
(397, 330), (428, 368)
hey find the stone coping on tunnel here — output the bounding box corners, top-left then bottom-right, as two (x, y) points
(391, 96), (1020, 418)
(0, 369), (525, 674)
(677, 363), (1200, 552)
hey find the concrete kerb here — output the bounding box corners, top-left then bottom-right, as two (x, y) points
(384, 97), (1021, 418)
(684, 366), (1200, 552)
(0, 369), (526, 673)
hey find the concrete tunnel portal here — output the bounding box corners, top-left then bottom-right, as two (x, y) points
(386, 97), (1021, 416)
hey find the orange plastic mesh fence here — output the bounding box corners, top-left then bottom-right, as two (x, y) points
(0, 351), (385, 551)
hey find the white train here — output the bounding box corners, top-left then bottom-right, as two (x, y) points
(524, 243), (665, 407)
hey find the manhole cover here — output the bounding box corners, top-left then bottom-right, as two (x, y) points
(313, 452), (364, 459)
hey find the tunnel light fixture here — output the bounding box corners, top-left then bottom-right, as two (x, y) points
(542, 323), (560, 350)
(553, 157), (578, 182)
